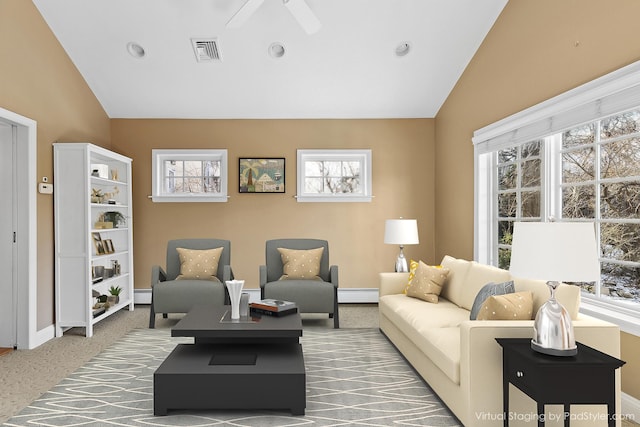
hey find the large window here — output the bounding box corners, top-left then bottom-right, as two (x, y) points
(490, 113), (640, 305)
(296, 149), (372, 202)
(474, 61), (640, 332)
(151, 149), (228, 202)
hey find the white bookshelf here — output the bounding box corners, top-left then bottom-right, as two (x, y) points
(54, 143), (134, 337)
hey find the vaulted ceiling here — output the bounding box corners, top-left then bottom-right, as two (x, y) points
(33, 0), (507, 119)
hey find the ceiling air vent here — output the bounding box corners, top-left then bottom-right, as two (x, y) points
(191, 38), (222, 63)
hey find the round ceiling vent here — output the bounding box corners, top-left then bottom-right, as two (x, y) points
(395, 42), (411, 57)
(127, 42), (146, 59)
(269, 42), (285, 59)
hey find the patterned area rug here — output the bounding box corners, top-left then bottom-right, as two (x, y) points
(4, 329), (460, 427)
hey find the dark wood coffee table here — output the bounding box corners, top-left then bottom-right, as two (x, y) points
(154, 304), (305, 416)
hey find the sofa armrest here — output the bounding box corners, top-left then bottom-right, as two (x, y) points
(379, 272), (409, 297)
(459, 316), (620, 425)
(330, 265), (339, 288)
(151, 265), (167, 288)
(223, 265), (233, 282)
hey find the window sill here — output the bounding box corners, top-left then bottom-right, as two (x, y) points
(580, 297), (640, 337)
(151, 195), (229, 203)
(295, 195), (372, 203)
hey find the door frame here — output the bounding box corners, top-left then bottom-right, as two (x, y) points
(0, 107), (40, 349)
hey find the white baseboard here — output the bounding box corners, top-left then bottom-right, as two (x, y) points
(338, 288), (379, 303)
(135, 287), (379, 305)
(622, 393), (640, 423)
(134, 289), (152, 304)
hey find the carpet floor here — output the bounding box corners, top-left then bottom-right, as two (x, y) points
(0, 304), (379, 424)
(3, 327), (459, 427)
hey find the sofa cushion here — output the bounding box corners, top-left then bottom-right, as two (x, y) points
(406, 261), (450, 303)
(476, 291), (534, 320)
(419, 328), (461, 384)
(457, 262), (512, 311)
(175, 247), (223, 281)
(512, 277), (581, 319)
(379, 294), (467, 384)
(277, 247), (324, 280)
(439, 256), (472, 307)
(470, 280), (515, 320)
(379, 294), (470, 330)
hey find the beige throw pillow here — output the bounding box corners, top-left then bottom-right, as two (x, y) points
(278, 247), (324, 280)
(405, 260), (450, 303)
(476, 291), (533, 320)
(175, 247), (223, 281)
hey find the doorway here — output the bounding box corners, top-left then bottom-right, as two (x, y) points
(0, 107), (39, 349)
(0, 121), (17, 348)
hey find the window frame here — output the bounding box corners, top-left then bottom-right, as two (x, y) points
(296, 149), (372, 203)
(151, 149), (228, 203)
(473, 60), (640, 335)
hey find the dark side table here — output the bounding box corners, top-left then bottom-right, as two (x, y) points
(496, 338), (624, 427)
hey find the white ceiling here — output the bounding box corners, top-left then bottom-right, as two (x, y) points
(32, 0), (507, 119)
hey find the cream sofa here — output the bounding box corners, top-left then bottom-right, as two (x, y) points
(379, 255), (622, 427)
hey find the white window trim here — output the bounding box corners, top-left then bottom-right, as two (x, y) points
(151, 149), (228, 203)
(473, 60), (640, 334)
(296, 149), (372, 203)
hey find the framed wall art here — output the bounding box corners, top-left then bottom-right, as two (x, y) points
(239, 158), (285, 193)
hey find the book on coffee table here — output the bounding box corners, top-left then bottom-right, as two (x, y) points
(249, 299), (297, 317)
(250, 299), (297, 312)
(250, 306), (298, 317)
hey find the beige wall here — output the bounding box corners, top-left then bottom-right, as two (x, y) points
(0, 0), (110, 329)
(621, 332), (640, 397)
(111, 119), (435, 292)
(435, 0), (640, 401)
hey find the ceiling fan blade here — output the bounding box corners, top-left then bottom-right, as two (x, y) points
(283, 0), (321, 34)
(226, 0), (265, 29)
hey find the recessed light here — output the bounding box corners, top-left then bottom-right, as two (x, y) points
(127, 42), (146, 59)
(395, 42), (411, 57)
(268, 42), (285, 59)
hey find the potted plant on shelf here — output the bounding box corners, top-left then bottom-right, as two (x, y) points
(103, 211), (126, 228)
(107, 286), (122, 305)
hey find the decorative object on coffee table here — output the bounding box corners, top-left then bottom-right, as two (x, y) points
(239, 292), (250, 317)
(509, 221), (600, 356)
(225, 280), (245, 319)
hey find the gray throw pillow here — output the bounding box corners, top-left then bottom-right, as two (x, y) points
(470, 280), (515, 320)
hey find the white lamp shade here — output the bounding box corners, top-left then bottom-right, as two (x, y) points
(509, 222), (600, 282)
(384, 219), (419, 245)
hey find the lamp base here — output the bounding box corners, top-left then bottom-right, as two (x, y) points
(395, 256), (408, 272)
(531, 280), (577, 357)
(395, 246), (408, 272)
(531, 339), (577, 356)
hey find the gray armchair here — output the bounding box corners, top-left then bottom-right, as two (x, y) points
(260, 238), (339, 328)
(149, 239), (232, 328)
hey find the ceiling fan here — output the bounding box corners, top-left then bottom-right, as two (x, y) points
(226, 0), (322, 34)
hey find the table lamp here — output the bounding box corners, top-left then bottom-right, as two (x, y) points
(384, 218), (419, 272)
(509, 221), (600, 356)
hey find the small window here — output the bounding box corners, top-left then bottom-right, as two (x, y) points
(151, 149), (228, 202)
(296, 149), (372, 202)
